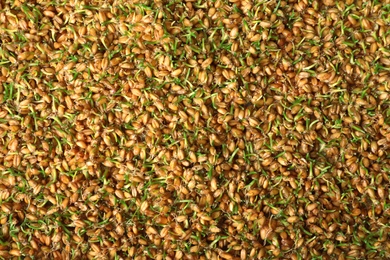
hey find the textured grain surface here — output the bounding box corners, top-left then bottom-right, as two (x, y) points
(1, 0), (390, 259)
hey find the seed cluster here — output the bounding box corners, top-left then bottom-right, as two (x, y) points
(1, 0), (390, 259)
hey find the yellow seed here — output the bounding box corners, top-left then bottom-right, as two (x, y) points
(43, 10), (55, 17)
(9, 249), (21, 256)
(171, 68), (182, 77)
(8, 139), (18, 151)
(201, 57), (213, 68)
(76, 141), (87, 149)
(307, 203), (318, 211)
(140, 201), (149, 212)
(230, 26), (239, 39)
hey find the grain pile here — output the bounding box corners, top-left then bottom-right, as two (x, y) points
(0, 0), (390, 259)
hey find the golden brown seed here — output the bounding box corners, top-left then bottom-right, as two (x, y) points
(8, 139), (18, 151)
(201, 57), (213, 68)
(9, 249), (21, 256)
(306, 203), (318, 211)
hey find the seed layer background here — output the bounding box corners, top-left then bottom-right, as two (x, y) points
(1, 0), (390, 259)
